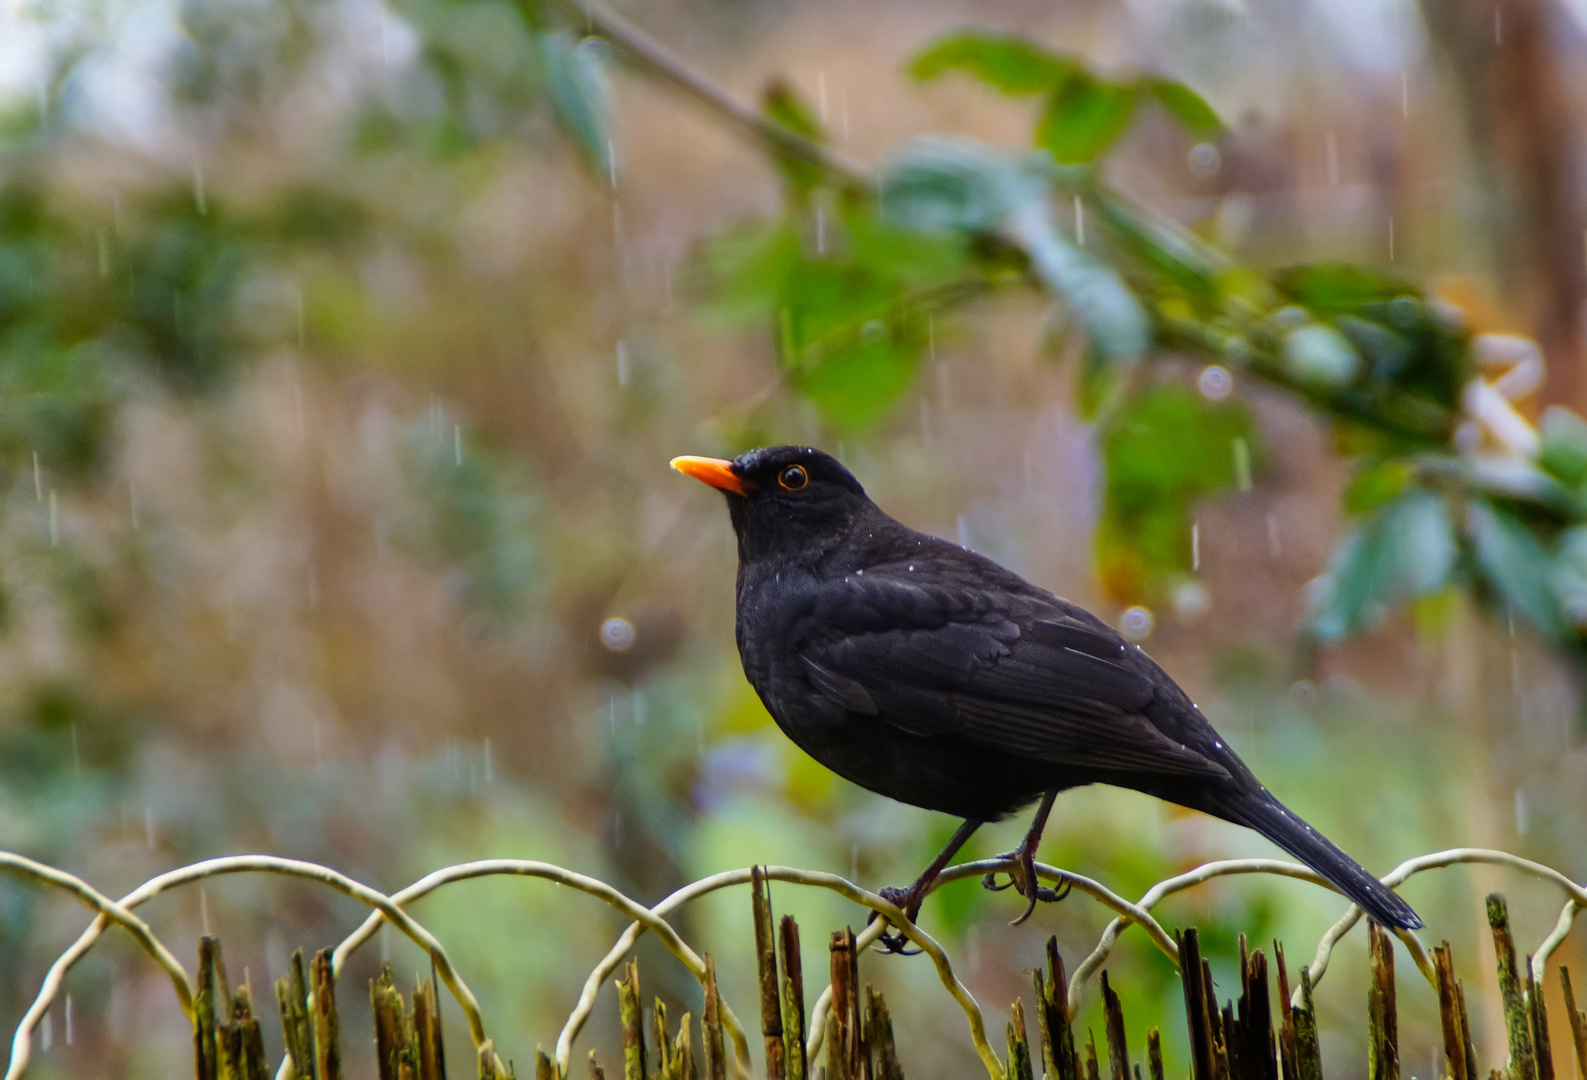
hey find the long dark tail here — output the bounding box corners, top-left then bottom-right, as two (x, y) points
(1208, 790), (1422, 930)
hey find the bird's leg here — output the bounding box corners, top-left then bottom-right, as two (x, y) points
(982, 789), (1069, 926)
(871, 817), (982, 953)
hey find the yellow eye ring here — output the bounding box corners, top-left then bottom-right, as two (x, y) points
(778, 465), (809, 491)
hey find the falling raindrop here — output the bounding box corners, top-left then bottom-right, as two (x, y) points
(1388, 217), (1395, 262)
(70, 722), (80, 774)
(616, 340), (630, 387)
(817, 70), (829, 123)
(144, 804), (156, 850)
(33, 452), (41, 501)
(1267, 513), (1281, 558)
(1400, 72), (1409, 119)
(48, 490), (58, 546)
(1073, 196), (1086, 245)
(200, 887), (212, 937)
(453, 424), (462, 466)
(1198, 365), (1232, 400)
(483, 737), (493, 784)
(41, 1012), (51, 1052)
(1191, 522), (1201, 571)
(816, 206), (826, 255)
(1515, 787), (1528, 835)
(64, 995), (72, 1046)
(1119, 607), (1154, 640)
(192, 163), (207, 214)
(956, 514), (971, 550)
(600, 616), (636, 651)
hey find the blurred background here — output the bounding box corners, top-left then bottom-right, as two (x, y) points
(2, 0), (1587, 1076)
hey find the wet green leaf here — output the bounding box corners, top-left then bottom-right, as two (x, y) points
(1142, 78), (1223, 138)
(1467, 500), (1567, 640)
(543, 32), (613, 176)
(1096, 383), (1259, 598)
(1014, 207), (1150, 361)
(1037, 76), (1137, 164)
(761, 79), (827, 195)
(1343, 460), (1414, 515)
(1275, 264), (1418, 313)
(1540, 406), (1587, 486)
(1307, 491), (1457, 642)
(879, 137), (1047, 233)
(1283, 323), (1360, 386)
(907, 31), (1079, 94)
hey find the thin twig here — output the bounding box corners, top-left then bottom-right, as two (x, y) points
(552, 0), (869, 187)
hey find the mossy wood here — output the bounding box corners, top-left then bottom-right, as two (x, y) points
(179, 890), (1587, 1080)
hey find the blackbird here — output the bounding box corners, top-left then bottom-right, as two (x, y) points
(672, 445), (1421, 936)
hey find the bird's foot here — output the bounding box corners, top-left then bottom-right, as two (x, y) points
(867, 885), (924, 955)
(982, 847), (1071, 926)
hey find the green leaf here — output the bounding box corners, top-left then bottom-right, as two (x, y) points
(1011, 205), (1150, 361)
(1540, 406), (1587, 486)
(1143, 78), (1223, 138)
(761, 79), (827, 196)
(908, 31), (1079, 94)
(1037, 76), (1137, 164)
(879, 137), (1047, 233)
(1283, 323), (1360, 386)
(1467, 500), (1567, 640)
(1095, 383), (1259, 598)
(1553, 526), (1587, 629)
(1307, 491), (1457, 642)
(543, 33), (613, 176)
(1274, 264), (1418, 313)
(1343, 460), (1414, 515)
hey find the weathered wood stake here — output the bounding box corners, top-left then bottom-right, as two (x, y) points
(1489, 895), (1539, 1080)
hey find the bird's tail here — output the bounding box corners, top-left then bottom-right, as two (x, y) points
(1206, 789), (1421, 930)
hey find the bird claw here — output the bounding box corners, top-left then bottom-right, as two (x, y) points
(982, 847), (1070, 925)
(869, 885), (924, 955)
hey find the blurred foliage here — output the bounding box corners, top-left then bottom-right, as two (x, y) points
(0, 0), (1581, 1075)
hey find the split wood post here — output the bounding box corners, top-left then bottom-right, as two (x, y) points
(618, 961), (646, 1080)
(311, 949), (341, 1080)
(1008, 999), (1034, 1080)
(1489, 895), (1539, 1080)
(1528, 962), (1554, 1080)
(275, 950), (316, 1080)
(752, 868), (786, 1080)
(1561, 968), (1587, 1080)
(1275, 944), (1298, 1080)
(1367, 923), (1399, 1080)
(1041, 938), (1080, 1080)
(195, 937), (222, 1080)
(1434, 943), (1477, 1080)
(371, 963), (416, 1080)
(1294, 968), (1322, 1080)
(1101, 972), (1130, 1080)
(781, 916), (808, 1080)
(1180, 931), (1215, 1080)
(415, 975), (447, 1080)
(703, 955), (727, 1080)
(866, 988), (904, 1080)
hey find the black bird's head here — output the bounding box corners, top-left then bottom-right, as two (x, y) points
(671, 445), (875, 564)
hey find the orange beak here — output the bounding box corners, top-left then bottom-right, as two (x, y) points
(670, 455), (750, 496)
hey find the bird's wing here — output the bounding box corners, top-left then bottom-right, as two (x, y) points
(799, 575), (1230, 779)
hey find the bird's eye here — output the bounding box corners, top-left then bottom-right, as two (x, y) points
(778, 465), (809, 491)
